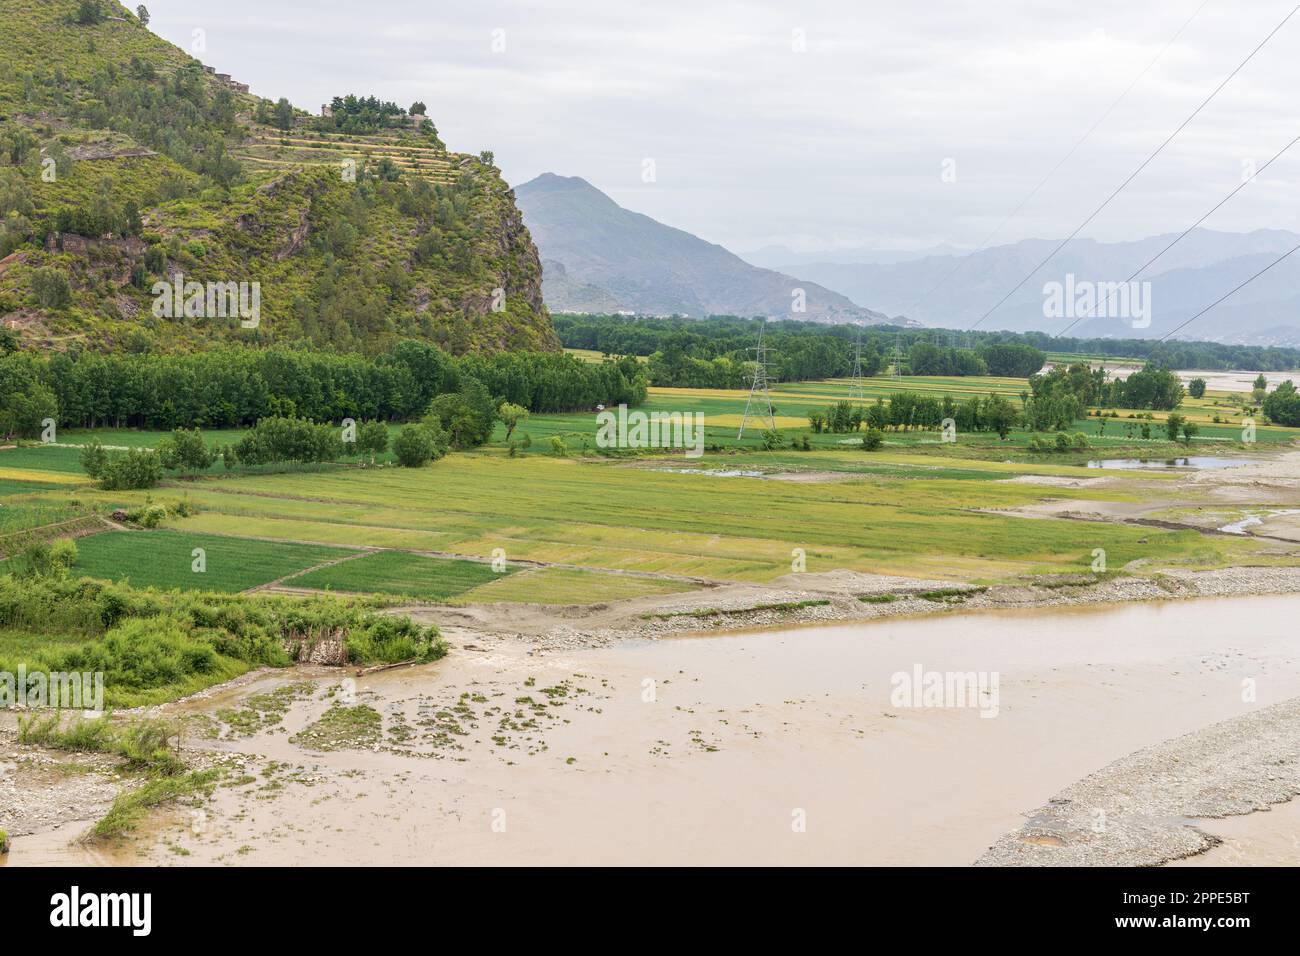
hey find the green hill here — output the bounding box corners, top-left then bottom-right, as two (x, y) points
(0, 0), (555, 355)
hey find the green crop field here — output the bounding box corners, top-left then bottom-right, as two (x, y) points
(289, 550), (512, 600)
(500, 378), (1299, 454)
(31, 450), (1254, 583)
(70, 531), (353, 592)
(0, 445), (94, 474)
(2, 372), (1293, 595)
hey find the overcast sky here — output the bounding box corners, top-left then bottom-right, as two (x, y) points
(147, 0), (1300, 256)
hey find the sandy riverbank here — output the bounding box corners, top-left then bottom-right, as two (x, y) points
(377, 563), (1300, 651)
(979, 695), (1300, 866)
(6, 592), (1300, 866)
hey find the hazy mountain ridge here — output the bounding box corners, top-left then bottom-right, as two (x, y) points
(516, 173), (894, 323)
(774, 229), (1300, 345)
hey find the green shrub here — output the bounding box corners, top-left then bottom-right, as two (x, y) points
(231, 417), (343, 466)
(99, 448), (163, 490)
(157, 428), (215, 472)
(356, 420), (389, 455)
(345, 614), (446, 664)
(31, 267), (72, 310)
(12, 538), (78, 578)
(0, 577), (443, 705)
(390, 429), (436, 468)
(49, 538), (78, 571)
(132, 504), (168, 528)
(80, 441), (109, 478)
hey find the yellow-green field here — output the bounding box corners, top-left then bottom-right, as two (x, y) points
(1, 373), (1292, 602)
(0, 447), (1260, 587)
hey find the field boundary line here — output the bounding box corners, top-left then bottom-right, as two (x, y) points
(156, 524), (729, 586)
(243, 547), (378, 595)
(0, 514), (115, 558)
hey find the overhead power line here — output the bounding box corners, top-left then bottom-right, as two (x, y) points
(1054, 129), (1300, 338)
(964, 1), (1300, 333)
(1155, 241), (1300, 343)
(905, 0), (1215, 318)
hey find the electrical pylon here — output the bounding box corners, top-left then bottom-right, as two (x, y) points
(849, 324), (865, 402)
(890, 330), (904, 379)
(737, 322), (776, 439)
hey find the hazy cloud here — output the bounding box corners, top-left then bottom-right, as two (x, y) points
(150, 0), (1300, 255)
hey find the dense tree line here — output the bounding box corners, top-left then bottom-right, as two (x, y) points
(0, 341), (646, 435)
(907, 342), (988, 376)
(808, 392), (1021, 439)
(556, 315), (1049, 384)
(1031, 362), (1185, 412)
(555, 314), (1300, 377)
(559, 315), (878, 384)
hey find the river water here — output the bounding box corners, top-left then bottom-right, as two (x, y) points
(9, 595), (1300, 866)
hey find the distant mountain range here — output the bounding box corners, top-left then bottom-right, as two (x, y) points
(515, 174), (894, 324)
(760, 229), (1300, 346)
(741, 243), (968, 268)
(515, 171), (1299, 346)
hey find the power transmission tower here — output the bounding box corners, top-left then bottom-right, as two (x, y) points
(890, 330), (904, 380)
(737, 322), (776, 439)
(849, 324), (865, 402)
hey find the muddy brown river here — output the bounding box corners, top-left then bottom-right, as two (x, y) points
(8, 594), (1300, 866)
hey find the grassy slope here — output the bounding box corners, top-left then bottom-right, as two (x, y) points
(0, 3), (194, 104)
(0, 0), (555, 355)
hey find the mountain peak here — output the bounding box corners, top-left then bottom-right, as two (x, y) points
(515, 172), (891, 323)
(520, 172), (598, 193)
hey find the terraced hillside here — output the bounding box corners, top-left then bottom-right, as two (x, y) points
(0, 0), (555, 355)
(233, 130), (462, 185)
